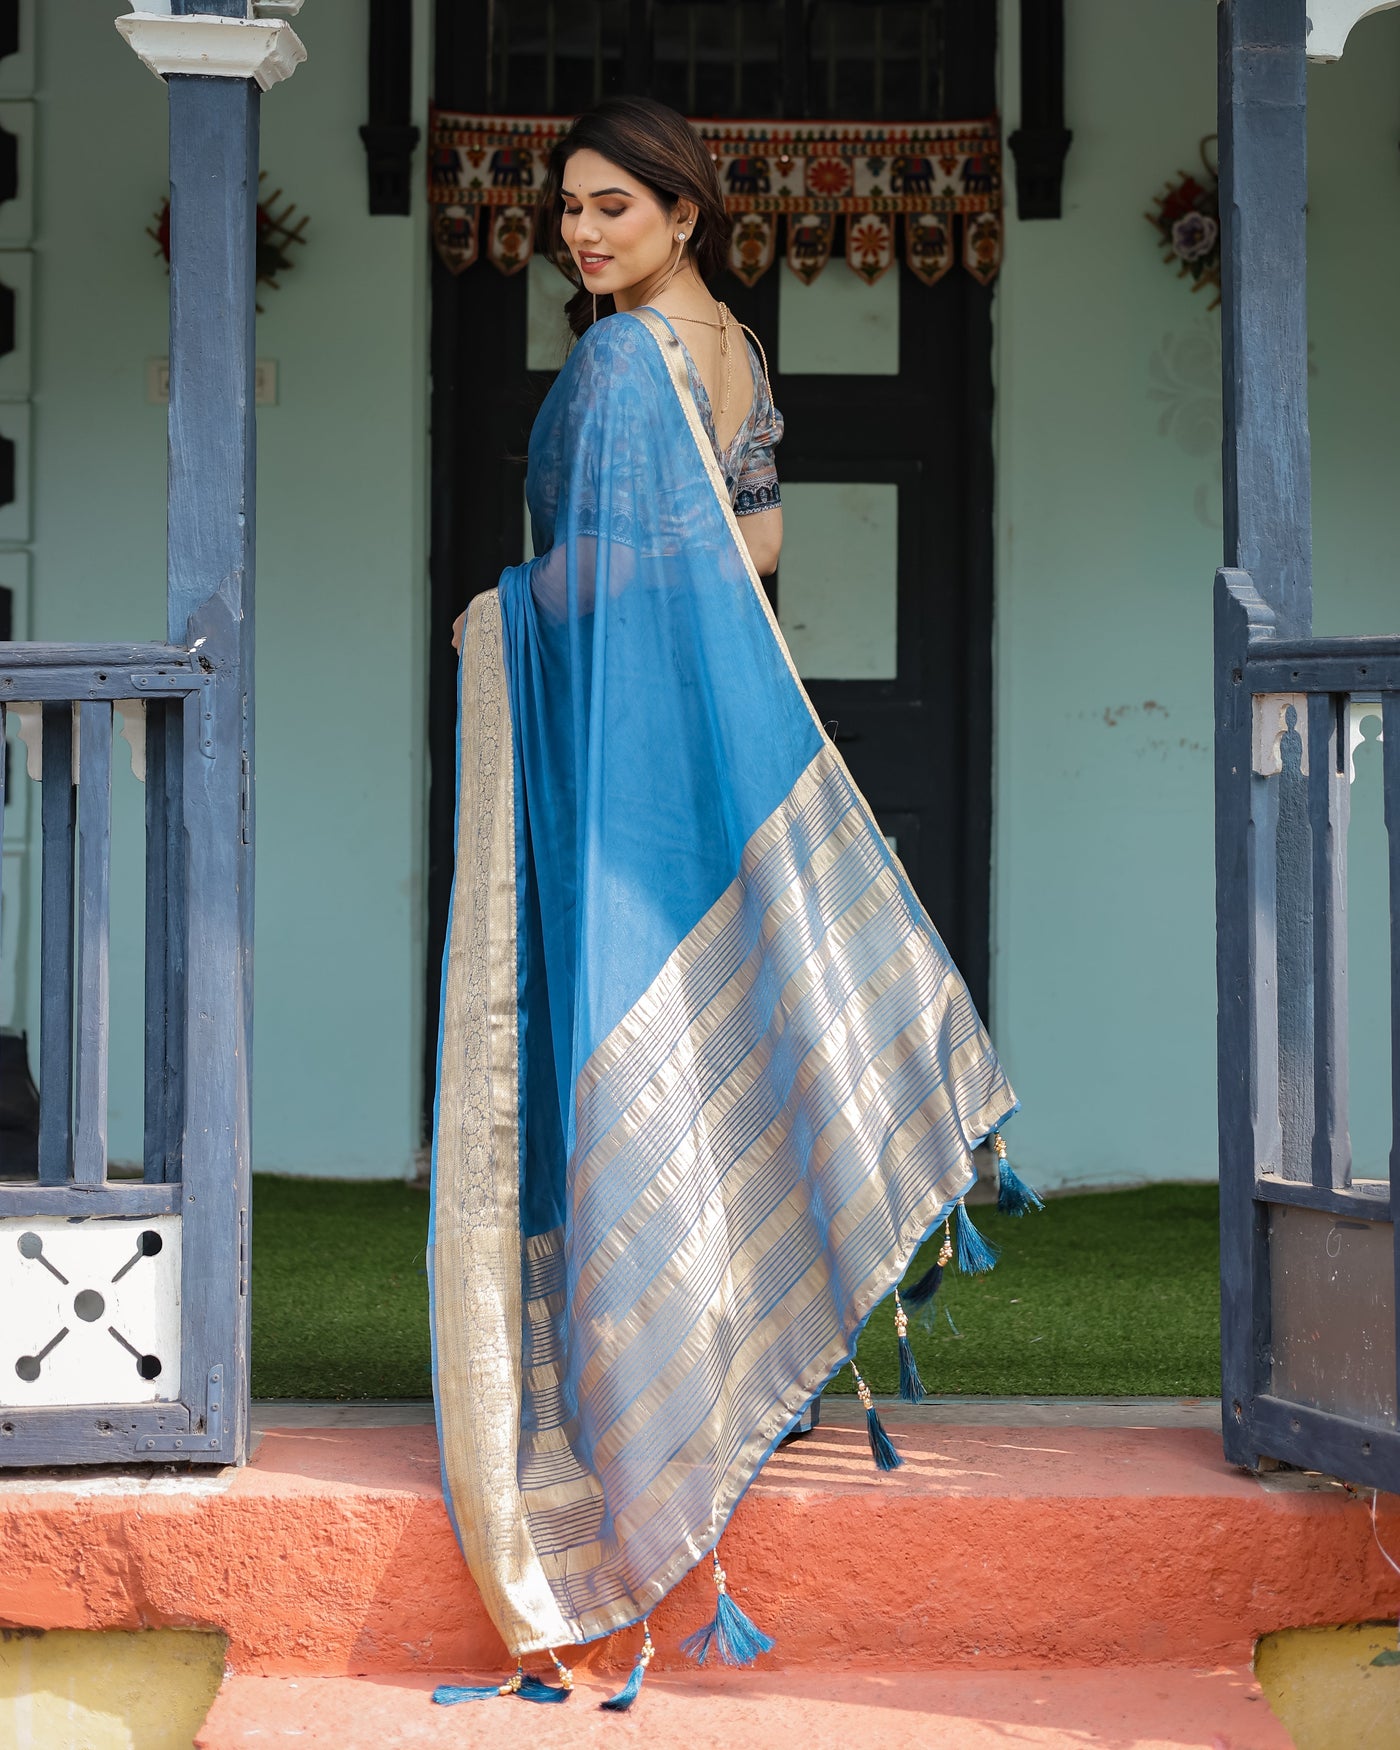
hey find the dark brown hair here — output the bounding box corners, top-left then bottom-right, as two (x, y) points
(535, 96), (729, 338)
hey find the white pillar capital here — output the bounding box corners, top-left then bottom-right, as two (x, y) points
(1306, 0), (1400, 62)
(115, 11), (307, 90)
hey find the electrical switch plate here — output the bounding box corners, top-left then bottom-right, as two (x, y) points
(147, 358), (279, 406)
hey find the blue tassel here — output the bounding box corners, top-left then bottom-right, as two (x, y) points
(955, 1201), (1000, 1275)
(518, 1672), (570, 1703)
(680, 1588), (776, 1667)
(432, 1681), (508, 1704)
(851, 1362), (903, 1471)
(600, 1658), (646, 1710)
(866, 1403), (903, 1470)
(902, 1259), (943, 1309)
(433, 1655), (573, 1705)
(897, 1335), (926, 1404)
(680, 1553), (776, 1667)
(893, 1290), (926, 1404)
(993, 1129), (1043, 1217)
(600, 1622), (654, 1711)
(903, 1217), (954, 1309)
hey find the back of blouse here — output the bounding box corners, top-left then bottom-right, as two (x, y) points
(678, 335), (784, 519)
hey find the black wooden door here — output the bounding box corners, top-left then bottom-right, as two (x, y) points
(427, 0), (996, 1128)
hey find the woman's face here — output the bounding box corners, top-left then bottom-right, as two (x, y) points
(559, 149), (686, 299)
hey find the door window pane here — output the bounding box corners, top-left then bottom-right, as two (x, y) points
(489, 0), (628, 113)
(488, 0), (946, 122)
(778, 262), (899, 375)
(777, 482), (898, 679)
(652, 3), (783, 117)
(808, 2), (946, 120)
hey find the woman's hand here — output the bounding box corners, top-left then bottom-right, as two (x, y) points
(451, 610), (466, 652)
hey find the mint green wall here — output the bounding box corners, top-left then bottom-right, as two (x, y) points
(993, 0), (1400, 1187)
(20, 3), (431, 1176)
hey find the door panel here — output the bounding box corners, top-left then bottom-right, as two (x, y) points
(778, 265), (900, 375)
(777, 480), (900, 679)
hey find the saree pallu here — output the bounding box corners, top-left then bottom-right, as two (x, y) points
(431, 307), (1017, 1657)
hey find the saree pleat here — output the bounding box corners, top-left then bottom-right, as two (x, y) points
(432, 308), (1017, 1655)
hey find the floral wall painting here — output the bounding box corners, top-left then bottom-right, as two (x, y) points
(1148, 316), (1223, 530)
(1146, 138), (1221, 307)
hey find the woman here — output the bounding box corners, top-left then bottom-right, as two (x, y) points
(432, 96), (1022, 1703)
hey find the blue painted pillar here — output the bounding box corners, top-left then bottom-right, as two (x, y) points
(1217, 0), (1313, 638)
(166, 0), (261, 1462)
(1215, 0), (1313, 1474)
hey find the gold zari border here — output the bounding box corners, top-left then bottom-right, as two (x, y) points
(432, 591), (573, 1654)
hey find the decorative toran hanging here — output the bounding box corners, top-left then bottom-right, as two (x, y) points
(429, 110), (1003, 288)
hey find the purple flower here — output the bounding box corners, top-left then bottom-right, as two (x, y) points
(1171, 211), (1218, 263)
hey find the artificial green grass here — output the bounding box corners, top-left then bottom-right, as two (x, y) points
(833, 1180), (1222, 1398)
(250, 1176), (1222, 1401)
(251, 1176), (432, 1400)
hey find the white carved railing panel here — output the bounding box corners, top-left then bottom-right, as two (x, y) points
(0, 1215), (182, 1408)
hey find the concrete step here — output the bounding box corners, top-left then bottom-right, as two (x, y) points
(2, 1402), (1397, 1679)
(195, 1666), (1296, 1749)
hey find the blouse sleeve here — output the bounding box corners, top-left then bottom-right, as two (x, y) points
(733, 348), (784, 518)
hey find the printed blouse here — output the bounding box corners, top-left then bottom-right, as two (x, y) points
(679, 334), (784, 519)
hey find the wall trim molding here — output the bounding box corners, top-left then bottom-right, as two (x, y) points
(1006, 0), (1071, 220)
(1306, 0), (1400, 61)
(115, 13), (306, 89)
(360, 0), (418, 215)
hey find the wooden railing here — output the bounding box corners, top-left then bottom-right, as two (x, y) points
(0, 646), (202, 1213)
(0, 633), (251, 1466)
(1216, 568), (1400, 1489)
(0, 4), (296, 1470)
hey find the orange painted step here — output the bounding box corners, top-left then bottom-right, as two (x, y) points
(2, 1409), (1397, 1677)
(196, 1667), (1296, 1749)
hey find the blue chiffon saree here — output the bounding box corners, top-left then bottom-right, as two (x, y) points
(430, 307), (1017, 1657)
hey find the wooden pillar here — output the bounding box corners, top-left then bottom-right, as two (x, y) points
(117, 0), (307, 1464)
(168, 26), (259, 1470)
(1216, 0), (1312, 1474)
(1217, 0), (1313, 638)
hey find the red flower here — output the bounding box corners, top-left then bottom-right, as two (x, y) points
(1155, 175), (1208, 228)
(850, 221), (888, 261)
(806, 156), (851, 196)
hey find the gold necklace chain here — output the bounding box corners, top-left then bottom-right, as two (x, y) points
(670, 302), (734, 415)
(670, 311), (774, 424)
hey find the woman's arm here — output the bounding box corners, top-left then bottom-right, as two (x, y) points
(739, 506), (783, 578)
(450, 534), (609, 650)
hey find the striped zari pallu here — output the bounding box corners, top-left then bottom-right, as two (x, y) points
(431, 306), (1017, 1658)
